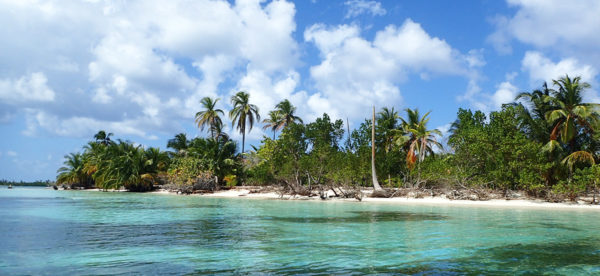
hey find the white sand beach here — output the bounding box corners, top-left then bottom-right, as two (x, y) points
(148, 187), (600, 210)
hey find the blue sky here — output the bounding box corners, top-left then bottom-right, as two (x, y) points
(1, 0), (599, 181)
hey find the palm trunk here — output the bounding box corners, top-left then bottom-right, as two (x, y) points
(372, 106), (382, 191)
(241, 123), (246, 153)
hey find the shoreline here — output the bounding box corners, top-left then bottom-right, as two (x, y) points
(146, 187), (600, 211)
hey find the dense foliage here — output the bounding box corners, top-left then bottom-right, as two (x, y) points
(56, 76), (600, 201)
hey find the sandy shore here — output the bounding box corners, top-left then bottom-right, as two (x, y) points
(148, 187), (600, 210)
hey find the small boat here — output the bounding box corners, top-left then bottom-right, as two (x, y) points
(8, 184), (12, 189)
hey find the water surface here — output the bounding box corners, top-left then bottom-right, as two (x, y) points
(1, 187), (599, 275)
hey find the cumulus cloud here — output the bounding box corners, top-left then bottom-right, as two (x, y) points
(344, 0), (386, 18)
(521, 51), (597, 85)
(1, 0), (300, 140)
(521, 51), (599, 102)
(489, 0), (600, 60)
(305, 19), (480, 121)
(0, 72), (55, 103)
(491, 81), (518, 110)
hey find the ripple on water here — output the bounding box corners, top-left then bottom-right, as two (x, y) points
(1, 188), (600, 275)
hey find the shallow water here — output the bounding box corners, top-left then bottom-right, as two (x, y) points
(1, 187), (599, 275)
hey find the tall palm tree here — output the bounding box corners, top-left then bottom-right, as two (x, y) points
(397, 108), (442, 186)
(195, 97), (224, 139)
(274, 99), (303, 128)
(94, 130), (114, 145)
(263, 110), (283, 139)
(545, 75), (600, 148)
(371, 106), (382, 191)
(229, 91), (260, 153)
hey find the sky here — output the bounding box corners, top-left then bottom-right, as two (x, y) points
(1, 0), (600, 181)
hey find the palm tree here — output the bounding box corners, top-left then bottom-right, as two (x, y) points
(514, 82), (556, 143)
(377, 107), (401, 185)
(188, 138), (238, 184)
(94, 130), (114, 145)
(397, 108), (442, 187)
(229, 91), (260, 153)
(274, 99), (303, 128)
(167, 133), (189, 156)
(56, 152), (89, 188)
(371, 106), (382, 191)
(212, 121), (230, 142)
(195, 97), (224, 139)
(263, 110), (283, 139)
(545, 75), (600, 149)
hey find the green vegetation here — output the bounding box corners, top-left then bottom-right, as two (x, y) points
(56, 75), (600, 202)
(0, 179), (51, 187)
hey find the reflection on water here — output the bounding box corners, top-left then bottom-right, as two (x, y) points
(265, 211), (447, 224)
(0, 187), (599, 275)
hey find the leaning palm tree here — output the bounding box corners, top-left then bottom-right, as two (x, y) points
(371, 106), (383, 191)
(195, 97), (224, 139)
(229, 91), (260, 153)
(274, 99), (303, 129)
(545, 75), (600, 149)
(397, 108), (442, 187)
(263, 110), (283, 139)
(56, 152), (88, 187)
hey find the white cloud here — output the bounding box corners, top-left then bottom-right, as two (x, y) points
(344, 0), (386, 18)
(489, 0), (600, 59)
(0, 0), (300, 139)
(305, 19), (478, 121)
(373, 21), (466, 74)
(521, 51), (599, 103)
(0, 72), (55, 103)
(6, 151), (17, 157)
(521, 51), (597, 85)
(461, 76), (518, 113)
(491, 81), (518, 110)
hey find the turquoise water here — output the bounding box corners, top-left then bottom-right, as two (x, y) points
(1, 187), (599, 275)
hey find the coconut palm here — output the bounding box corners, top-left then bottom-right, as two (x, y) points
(377, 107), (401, 185)
(545, 75), (600, 148)
(514, 82), (556, 143)
(397, 108), (442, 186)
(195, 97), (224, 139)
(167, 133), (189, 156)
(371, 106), (383, 190)
(229, 91), (260, 153)
(400, 109), (442, 164)
(188, 137), (238, 183)
(56, 152), (88, 187)
(93, 141), (167, 191)
(274, 99), (303, 129)
(212, 121), (230, 142)
(562, 150), (596, 174)
(94, 130), (114, 145)
(263, 110), (283, 139)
